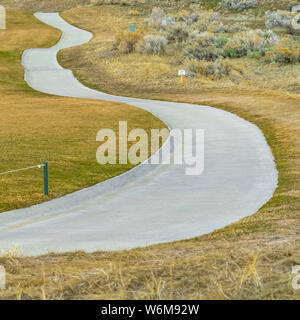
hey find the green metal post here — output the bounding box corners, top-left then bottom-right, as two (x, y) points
(44, 161), (48, 196)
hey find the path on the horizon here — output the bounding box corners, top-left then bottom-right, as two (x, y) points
(0, 13), (277, 256)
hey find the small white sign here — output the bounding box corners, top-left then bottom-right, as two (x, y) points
(178, 70), (186, 76)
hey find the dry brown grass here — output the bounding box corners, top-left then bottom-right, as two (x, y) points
(1, 0), (296, 13)
(0, 219), (299, 299)
(15, 5), (297, 300)
(1, 0), (91, 12)
(0, 8), (167, 212)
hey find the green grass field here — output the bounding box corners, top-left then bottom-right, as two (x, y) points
(0, 8), (167, 212)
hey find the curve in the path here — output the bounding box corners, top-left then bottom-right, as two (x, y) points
(0, 13), (278, 256)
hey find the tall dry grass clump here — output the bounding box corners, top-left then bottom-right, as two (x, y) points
(115, 29), (144, 54)
(184, 57), (244, 80)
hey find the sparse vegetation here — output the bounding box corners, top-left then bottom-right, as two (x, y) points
(221, 0), (257, 11)
(184, 57), (243, 79)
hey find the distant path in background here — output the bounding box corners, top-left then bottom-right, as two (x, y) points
(0, 13), (277, 256)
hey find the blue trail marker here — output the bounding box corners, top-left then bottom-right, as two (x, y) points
(130, 24), (135, 32)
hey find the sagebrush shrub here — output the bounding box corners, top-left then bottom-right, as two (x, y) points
(137, 35), (167, 55)
(147, 7), (174, 30)
(215, 36), (228, 48)
(224, 38), (247, 57)
(265, 10), (293, 29)
(184, 45), (224, 61)
(167, 23), (189, 43)
(256, 29), (280, 44)
(175, 9), (190, 22)
(221, 0), (257, 10)
(265, 38), (300, 63)
(184, 57), (243, 80)
(189, 31), (217, 47)
(207, 12), (220, 23)
(224, 29), (279, 58)
(184, 32), (225, 61)
(207, 22), (248, 33)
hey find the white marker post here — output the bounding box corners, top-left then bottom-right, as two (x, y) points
(178, 70), (186, 85)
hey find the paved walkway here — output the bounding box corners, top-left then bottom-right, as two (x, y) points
(0, 13), (277, 256)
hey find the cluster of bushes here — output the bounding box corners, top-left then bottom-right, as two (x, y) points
(174, 7), (220, 27)
(184, 57), (244, 79)
(213, 22), (249, 33)
(115, 30), (167, 56)
(183, 29), (279, 61)
(221, 0), (257, 11)
(91, 0), (151, 5)
(112, 3), (300, 81)
(184, 32), (226, 61)
(265, 38), (300, 63)
(265, 9), (300, 34)
(265, 10), (294, 29)
(115, 30), (144, 53)
(173, 8), (230, 33)
(173, 7), (249, 34)
(148, 6), (248, 35)
(147, 7), (216, 31)
(164, 19), (248, 45)
(223, 29), (279, 57)
(114, 6), (247, 56)
(114, 23), (279, 62)
(147, 7), (174, 30)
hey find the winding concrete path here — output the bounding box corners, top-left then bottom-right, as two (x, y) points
(0, 13), (277, 256)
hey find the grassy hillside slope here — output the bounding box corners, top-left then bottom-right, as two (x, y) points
(0, 9), (167, 212)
